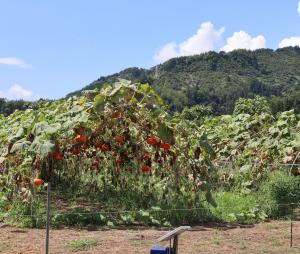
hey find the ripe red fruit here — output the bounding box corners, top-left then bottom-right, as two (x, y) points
(91, 161), (99, 169)
(94, 142), (102, 149)
(74, 134), (87, 143)
(160, 142), (170, 151)
(116, 159), (123, 164)
(111, 112), (122, 119)
(143, 153), (150, 160)
(142, 165), (151, 172)
(101, 144), (110, 152)
(115, 135), (124, 143)
(147, 136), (158, 145)
(33, 178), (43, 186)
(54, 153), (63, 161)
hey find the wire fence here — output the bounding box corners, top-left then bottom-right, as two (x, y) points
(2, 206), (300, 253)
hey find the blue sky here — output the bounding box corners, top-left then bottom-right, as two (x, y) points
(0, 0), (300, 100)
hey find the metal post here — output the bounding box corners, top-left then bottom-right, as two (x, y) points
(290, 206), (293, 248)
(173, 235), (178, 254)
(45, 182), (51, 254)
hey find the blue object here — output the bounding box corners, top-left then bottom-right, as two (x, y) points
(150, 246), (169, 254)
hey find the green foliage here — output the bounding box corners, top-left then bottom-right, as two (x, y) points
(0, 80), (218, 228)
(181, 105), (212, 122)
(210, 192), (267, 224)
(258, 171), (300, 217)
(0, 198), (46, 228)
(233, 96), (271, 115)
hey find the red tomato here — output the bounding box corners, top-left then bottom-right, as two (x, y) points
(33, 178), (44, 186)
(142, 165), (151, 172)
(101, 144), (110, 152)
(160, 142), (170, 151)
(146, 136), (158, 145)
(143, 152), (150, 160)
(74, 134), (87, 143)
(115, 135), (124, 143)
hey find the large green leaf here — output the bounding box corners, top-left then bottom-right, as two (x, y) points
(157, 123), (175, 144)
(93, 94), (106, 112)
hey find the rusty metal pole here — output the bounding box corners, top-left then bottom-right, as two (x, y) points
(45, 182), (51, 254)
(290, 205), (293, 248)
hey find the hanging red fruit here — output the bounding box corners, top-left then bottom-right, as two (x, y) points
(115, 135), (124, 143)
(101, 144), (110, 152)
(147, 136), (158, 145)
(54, 152), (63, 161)
(116, 159), (123, 164)
(91, 161), (99, 169)
(33, 178), (44, 186)
(94, 142), (102, 149)
(142, 165), (151, 172)
(74, 134), (87, 143)
(111, 112), (122, 119)
(160, 142), (170, 151)
(143, 152), (150, 160)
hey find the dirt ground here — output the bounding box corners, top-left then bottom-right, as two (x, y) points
(1, 221), (300, 254)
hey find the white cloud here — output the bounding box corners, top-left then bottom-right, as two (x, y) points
(298, 1), (300, 15)
(153, 42), (178, 63)
(154, 22), (225, 63)
(179, 22), (225, 56)
(278, 36), (300, 48)
(0, 57), (31, 69)
(0, 84), (33, 100)
(221, 31), (266, 52)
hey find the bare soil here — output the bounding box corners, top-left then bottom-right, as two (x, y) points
(1, 221), (300, 253)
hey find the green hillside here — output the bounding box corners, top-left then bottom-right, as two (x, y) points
(69, 47), (300, 114)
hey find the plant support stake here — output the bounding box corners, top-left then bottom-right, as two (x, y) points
(45, 182), (51, 254)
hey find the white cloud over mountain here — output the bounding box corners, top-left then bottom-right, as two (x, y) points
(221, 31), (266, 52)
(278, 36), (300, 48)
(0, 84), (33, 100)
(154, 22), (266, 63)
(154, 22), (225, 63)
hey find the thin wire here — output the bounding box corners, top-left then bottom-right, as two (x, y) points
(215, 160), (300, 167)
(4, 203), (300, 218)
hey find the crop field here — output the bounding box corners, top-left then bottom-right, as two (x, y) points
(1, 221), (300, 254)
(0, 81), (300, 254)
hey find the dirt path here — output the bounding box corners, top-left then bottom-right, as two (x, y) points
(1, 221), (300, 253)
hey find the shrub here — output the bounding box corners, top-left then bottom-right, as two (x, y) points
(259, 171), (300, 217)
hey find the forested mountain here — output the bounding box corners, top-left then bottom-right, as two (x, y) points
(68, 46), (300, 115)
(1, 47), (300, 116)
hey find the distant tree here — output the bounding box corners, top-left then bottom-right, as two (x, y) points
(233, 96), (271, 115)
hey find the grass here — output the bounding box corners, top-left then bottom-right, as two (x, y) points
(210, 236), (223, 245)
(265, 223), (280, 230)
(66, 238), (98, 251)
